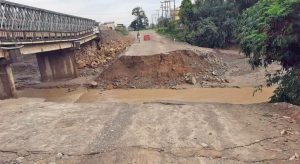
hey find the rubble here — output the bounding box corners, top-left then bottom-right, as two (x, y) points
(75, 30), (134, 71)
(184, 73), (197, 85)
(289, 153), (299, 161)
(98, 50), (226, 89)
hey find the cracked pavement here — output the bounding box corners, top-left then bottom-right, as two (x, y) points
(0, 98), (299, 163)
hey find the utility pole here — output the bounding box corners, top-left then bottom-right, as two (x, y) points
(166, 0), (171, 19)
(161, 0), (170, 19)
(156, 9), (160, 19)
(151, 14), (154, 26)
(160, 2), (164, 19)
(165, 0), (168, 19)
(173, 0), (176, 20)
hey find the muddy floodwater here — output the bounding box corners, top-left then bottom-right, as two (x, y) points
(17, 87), (276, 104)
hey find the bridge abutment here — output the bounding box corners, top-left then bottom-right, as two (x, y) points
(36, 49), (78, 82)
(0, 59), (16, 100)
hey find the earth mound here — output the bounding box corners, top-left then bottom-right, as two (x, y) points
(98, 50), (226, 89)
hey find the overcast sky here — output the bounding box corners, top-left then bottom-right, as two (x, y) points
(11, 0), (183, 26)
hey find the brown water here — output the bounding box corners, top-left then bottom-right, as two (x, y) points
(17, 87), (276, 104)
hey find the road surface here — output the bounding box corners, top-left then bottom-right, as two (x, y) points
(124, 30), (212, 56)
(0, 98), (299, 163)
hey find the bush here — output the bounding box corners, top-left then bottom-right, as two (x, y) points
(182, 0), (237, 48)
(157, 20), (186, 41)
(269, 69), (300, 105)
(115, 27), (129, 35)
(186, 18), (221, 48)
(237, 0), (300, 105)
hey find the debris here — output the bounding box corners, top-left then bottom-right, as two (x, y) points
(56, 153), (64, 159)
(283, 116), (291, 119)
(190, 76), (197, 85)
(281, 129), (294, 136)
(90, 61), (99, 69)
(185, 73), (197, 85)
(89, 81), (98, 88)
(289, 153), (299, 161)
(212, 71), (218, 76)
(77, 60), (86, 69)
(98, 50), (224, 89)
(283, 116), (295, 123)
(17, 150), (29, 157)
(16, 157), (24, 163)
(201, 143), (210, 148)
(263, 147), (283, 152)
(75, 30), (133, 70)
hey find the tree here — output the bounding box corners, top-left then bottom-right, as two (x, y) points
(228, 0), (259, 12)
(179, 0), (193, 25)
(130, 7), (149, 31)
(237, 0), (300, 105)
(185, 0), (237, 48)
(163, 0), (262, 48)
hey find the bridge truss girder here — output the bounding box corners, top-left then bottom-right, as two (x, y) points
(0, 0), (97, 43)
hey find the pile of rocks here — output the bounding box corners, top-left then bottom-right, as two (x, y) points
(75, 30), (133, 69)
(97, 50), (229, 89)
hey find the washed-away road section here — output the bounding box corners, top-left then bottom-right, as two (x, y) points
(1, 30), (299, 164)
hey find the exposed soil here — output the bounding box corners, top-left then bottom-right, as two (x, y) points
(0, 99), (299, 164)
(274, 103), (300, 126)
(75, 30), (134, 76)
(98, 50), (227, 89)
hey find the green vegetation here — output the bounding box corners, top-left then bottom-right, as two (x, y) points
(130, 7), (149, 31)
(179, 0), (193, 25)
(157, 20), (185, 41)
(186, 0), (237, 48)
(157, 0), (300, 105)
(158, 0), (258, 48)
(237, 0), (300, 105)
(115, 26), (128, 35)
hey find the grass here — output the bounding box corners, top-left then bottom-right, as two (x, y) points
(156, 28), (186, 41)
(115, 27), (129, 36)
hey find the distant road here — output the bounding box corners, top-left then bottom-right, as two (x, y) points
(124, 30), (211, 56)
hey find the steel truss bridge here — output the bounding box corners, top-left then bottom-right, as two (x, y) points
(0, 0), (98, 46)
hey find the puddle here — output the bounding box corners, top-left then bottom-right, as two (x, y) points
(17, 87), (276, 104)
(17, 88), (88, 103)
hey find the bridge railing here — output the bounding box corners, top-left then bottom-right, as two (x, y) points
(0, 0), (97, 44)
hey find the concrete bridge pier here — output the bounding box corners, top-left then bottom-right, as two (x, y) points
(0, 59), (16, 100)
(36, 49), (78, 82)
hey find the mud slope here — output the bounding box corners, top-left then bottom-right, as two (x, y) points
(98, 50), (225, 89)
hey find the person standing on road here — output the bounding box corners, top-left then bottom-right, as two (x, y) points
(137, 31), (141, 43)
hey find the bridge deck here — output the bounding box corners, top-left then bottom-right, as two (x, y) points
(0, 32), (98, 58)
(0, 0), (100, 58)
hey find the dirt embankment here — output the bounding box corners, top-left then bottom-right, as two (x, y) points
(98, 50), (227, 89)
(75, 30), (134, 75)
